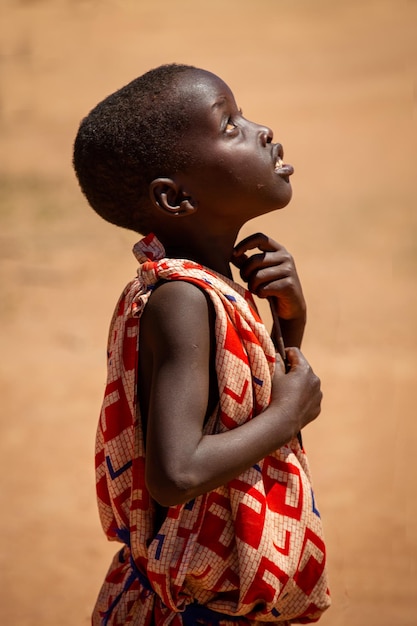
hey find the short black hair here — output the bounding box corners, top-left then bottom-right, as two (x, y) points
(73, 63), (197, 234)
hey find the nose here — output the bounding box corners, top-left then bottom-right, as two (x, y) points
(259, 124), (273, 146)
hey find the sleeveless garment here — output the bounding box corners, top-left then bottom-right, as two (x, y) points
(93, 234), (330, 625)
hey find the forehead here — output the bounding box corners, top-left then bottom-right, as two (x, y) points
(174, 70), (237, 111)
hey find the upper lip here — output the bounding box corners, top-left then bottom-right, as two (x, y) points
(272, 143), (284, 168)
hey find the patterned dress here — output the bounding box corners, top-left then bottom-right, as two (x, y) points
(92, 234), (330, 625)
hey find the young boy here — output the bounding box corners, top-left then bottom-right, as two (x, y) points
(73, 64), (330, 626)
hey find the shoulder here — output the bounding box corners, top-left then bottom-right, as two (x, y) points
(147, 279), (210, 311)
(145, 279), (212, 326)
(140, 280), (214, 356)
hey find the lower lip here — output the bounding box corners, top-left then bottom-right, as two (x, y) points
(275, 163), (294, 177)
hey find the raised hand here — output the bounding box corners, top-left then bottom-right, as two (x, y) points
(232, 232), (306, 321)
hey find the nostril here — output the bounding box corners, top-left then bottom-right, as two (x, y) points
(260, 126), (273, 145)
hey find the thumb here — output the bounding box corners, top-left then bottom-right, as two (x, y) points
(285, 347), (303, 370)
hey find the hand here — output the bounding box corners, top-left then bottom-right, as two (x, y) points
(271, 348), (322, 433)
(232, 232), (306, 321)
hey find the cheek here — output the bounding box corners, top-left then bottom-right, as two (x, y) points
(220, 160), (262, 188)
(252, 171), (293, 208)
(203, 161), (247, 189)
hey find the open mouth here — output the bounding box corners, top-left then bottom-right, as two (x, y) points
(274, 157), (294, 178)
(274, 156), (284, 173)
(272, 144), (294, 177)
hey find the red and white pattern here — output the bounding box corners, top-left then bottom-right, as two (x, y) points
(93, 233), (330, 625)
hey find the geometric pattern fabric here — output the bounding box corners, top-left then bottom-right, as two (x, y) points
(92, 234), (330, 625)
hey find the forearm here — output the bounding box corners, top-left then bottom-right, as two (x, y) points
(269, 297), (306, 349)
(275, 314), (306, 349)
(147, 346), (322, 507)
(150, 402), (298, 506)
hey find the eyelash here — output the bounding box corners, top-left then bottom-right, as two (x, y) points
(225, 109), (243, 133)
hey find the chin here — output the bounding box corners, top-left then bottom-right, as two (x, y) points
(276, 188), (293, 210)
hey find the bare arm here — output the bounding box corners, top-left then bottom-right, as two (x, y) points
(139, 281), (321, 507)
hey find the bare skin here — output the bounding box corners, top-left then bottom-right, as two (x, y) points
(138, 69), (322, 507)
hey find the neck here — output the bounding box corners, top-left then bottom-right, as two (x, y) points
(160, 229), (239, 279)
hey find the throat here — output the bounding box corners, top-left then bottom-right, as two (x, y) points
(163, 244), (234, 279)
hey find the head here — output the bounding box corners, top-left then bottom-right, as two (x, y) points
(73, 64), (293, 237)
(73, 63), (198, 234)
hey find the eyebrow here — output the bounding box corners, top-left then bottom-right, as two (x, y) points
(211, 96), (228, 110)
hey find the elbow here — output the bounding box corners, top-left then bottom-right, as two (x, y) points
(146, 467), (198, 507)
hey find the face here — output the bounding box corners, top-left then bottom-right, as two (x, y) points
(172, 70), (294, 226)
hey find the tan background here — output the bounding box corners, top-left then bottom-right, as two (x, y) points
(0, 0), (416, 624)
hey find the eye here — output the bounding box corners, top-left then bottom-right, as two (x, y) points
(225, 119), (237, 133)
(224, 109), (242, 135)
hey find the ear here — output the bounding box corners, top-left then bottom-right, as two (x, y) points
(149, 178), (197, 217)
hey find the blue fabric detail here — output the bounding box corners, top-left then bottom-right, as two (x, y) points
(101, 527), (154, 624)
(129, 554), (152, 592)
(154, 533), (165, 560)
(115, 528), (152, 590)
(106, 455), (132, 479)
(253, 464), (262, 472)
(101, 570), (137, 625)
(253, 376), (264, 386)
(225, 294), (237, 302)
(116, 526), (131, 547)
(311, 489), (321, 517)
(271, 607), (281, 617)
(185, 499), (195, 510)
(116, 527), (153, 591)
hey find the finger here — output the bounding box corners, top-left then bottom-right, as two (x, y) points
(246, 267), (292, 295)
(284, 347), (303, 369)
(233, 233), (280, 257)
(230, 251), (249, 269)
(234, 250), (292, 283)
(234, 255), (287, 287)
(275, 352), (286, 374)
(233, 251), (266, 278)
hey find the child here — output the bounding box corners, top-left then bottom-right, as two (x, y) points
(73, 64), (330, 626)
